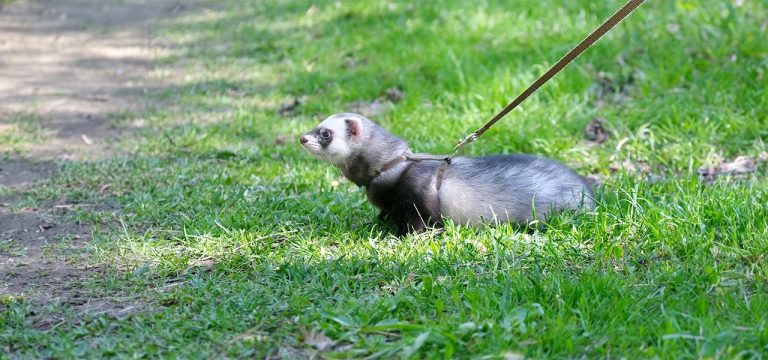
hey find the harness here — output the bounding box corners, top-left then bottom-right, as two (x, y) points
(369, 151), (452, 190)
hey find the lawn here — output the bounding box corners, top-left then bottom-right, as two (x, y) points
(3, 0), (768, 358)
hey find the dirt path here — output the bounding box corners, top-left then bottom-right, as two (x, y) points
(0, 0), (195, 315)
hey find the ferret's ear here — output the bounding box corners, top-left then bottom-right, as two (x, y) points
(345, 117), (362, 141)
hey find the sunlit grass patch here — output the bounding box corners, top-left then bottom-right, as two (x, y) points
(0, 112), (47, 152)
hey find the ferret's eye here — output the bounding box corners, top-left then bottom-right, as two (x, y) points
(321, 130), (331, 138)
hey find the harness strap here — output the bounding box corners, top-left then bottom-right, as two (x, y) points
(368, 151), (452, 189)
(435, 160), (450, 190)
(375, 154), (408, 177)
(404, 152), (452, 162)
(404, 152), (452, 191)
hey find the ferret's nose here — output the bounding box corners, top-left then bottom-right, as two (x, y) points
(300, 136), (309, 144)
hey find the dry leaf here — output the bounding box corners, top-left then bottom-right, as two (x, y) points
(584, 174), (602, 188)
(228, 330), (269, 344)
(306, 5), (318, 16)
(380, 284), (398, 294)
(609, 159), (651, 174)
(300, 326), (335, 351)
(591, 70), (637, 105)
(225, 88), (246, 98)
(39, 222), (54, 231)
(346, 87), (403, 117)
(346, 99), (392, 117)
(343, 55), (367, 69)
(666, 23), (681, 34)
(385, 86), (404, 103)
(186, 258), (215, 272)
(584, 117), (610, 144)
(279, 96), (308, 116)
(697, 156), (757, 183)
(503, 352), (525, 360)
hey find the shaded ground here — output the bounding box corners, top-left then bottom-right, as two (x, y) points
(0, 0), (196, 313)
(0, 0), (192, 158)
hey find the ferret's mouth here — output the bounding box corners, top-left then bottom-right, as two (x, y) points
(302, 141), (340, 165)
(301, 141), (323, 155)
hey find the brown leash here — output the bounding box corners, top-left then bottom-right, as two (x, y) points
(376, 0), (645, 190)
(451, 0), (645, 157)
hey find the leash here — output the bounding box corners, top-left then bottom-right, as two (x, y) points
(451, 0), (645, 158)
(378, 0), (645, 190)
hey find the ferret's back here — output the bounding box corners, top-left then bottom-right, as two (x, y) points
(438, 154), (593, 225)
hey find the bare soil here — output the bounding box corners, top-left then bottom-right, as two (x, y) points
(0, 0), (196, 318)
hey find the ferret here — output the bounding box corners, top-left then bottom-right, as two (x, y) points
(300, 113), (594, 235)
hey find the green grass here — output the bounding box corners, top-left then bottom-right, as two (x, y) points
(0, 112), (46, 152)
(3, 0), (768, 358)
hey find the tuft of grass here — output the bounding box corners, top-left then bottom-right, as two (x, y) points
(3, 0), (768, 358)
(0, 112), (47, 153)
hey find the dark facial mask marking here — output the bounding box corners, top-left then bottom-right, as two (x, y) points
(315, 127), (334, 148)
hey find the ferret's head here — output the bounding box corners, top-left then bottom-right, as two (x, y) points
(300, 113), (367, 164)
